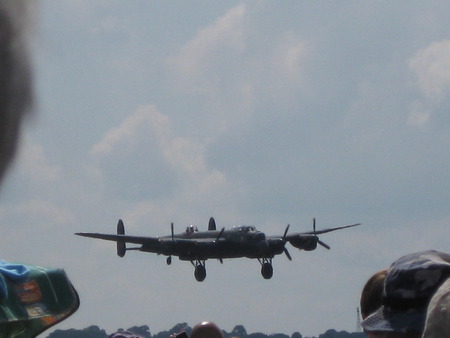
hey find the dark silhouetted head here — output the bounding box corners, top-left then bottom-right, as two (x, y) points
(360, 269), (388, 319)
(0, 0), (34, 184)
(190, 322), (224, 338)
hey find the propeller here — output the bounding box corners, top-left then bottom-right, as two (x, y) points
(317, 239), (331, 250)
(216, 227), (225, 241)
(215, 227), (225, 264)
(282, 224), (290, 240)
(283, 247), (292, 261)
(284, 218), (360, 251)
(306, 218), (361, 249)
(282, 224), (292, 260)
(313, 218), (331, 250)
(168, 222), (174, 264)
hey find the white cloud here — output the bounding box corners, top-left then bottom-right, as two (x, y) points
(168, 4), (246, 92)
(409, 40), (450, 101)
(17, 136), (61, 183)
(407, 101), (432, 126)
(15, 199), (76, 226)
(271, 32), (307, 78)
(90, 105), (169, 157)
(89, 105), (232, 224)
(0, 198), (75, 232)
(251, 32), (308, 100)
(91, 104), (220, 183)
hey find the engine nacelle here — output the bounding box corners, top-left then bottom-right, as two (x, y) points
(288, 234), (318, 251)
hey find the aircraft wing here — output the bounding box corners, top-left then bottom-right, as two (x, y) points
(295, 222), (361, 236)
(76, 231), (224, 262)
(268, 221), (360, 251)
(75, 232), (218, 245)
(267, 222), (359, 239)
(75, 232), (159, 245)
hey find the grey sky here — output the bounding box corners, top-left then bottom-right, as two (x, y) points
(2, 1), (450, 336)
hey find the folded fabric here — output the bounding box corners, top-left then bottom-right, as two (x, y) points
(0, 262), (79, 338)
(0, 260), (30, 299)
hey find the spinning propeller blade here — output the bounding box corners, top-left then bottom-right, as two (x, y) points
(318, 240), (331, 250)
(283, 224), (290, 240)
(312, 218), (331, 250)
(216, 227), (225, 241)
(283, 247), (292, 261)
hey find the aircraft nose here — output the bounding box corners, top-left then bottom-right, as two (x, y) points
(257, 239), (269, 253)
(255, 232), (265, 241)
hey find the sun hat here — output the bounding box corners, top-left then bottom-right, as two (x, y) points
(361, 250), (450, 333)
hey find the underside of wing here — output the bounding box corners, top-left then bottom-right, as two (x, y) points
(299, 222), (360, 235)
(75, 232), (209, 247)
(75, 232), (159, 246)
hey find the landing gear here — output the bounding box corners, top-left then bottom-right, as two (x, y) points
(192, 260), (207, 282)
(166, 256), (172, 265)
(194, 265), (206, 282)
(259, 258), (273, 279)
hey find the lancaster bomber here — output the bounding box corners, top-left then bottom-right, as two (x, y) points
(76, 217), (359, 282)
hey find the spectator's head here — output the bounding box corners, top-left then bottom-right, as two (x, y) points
(361, 250), (450, 337)
(422, 277), (450, 338)
(360, 269), (388, 319)
(190, 322), (224, 338)
(0, 0), (34, 184)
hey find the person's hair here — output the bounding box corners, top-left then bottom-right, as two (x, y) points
(0, 0), (34, 184)
(360, 269), (388, 319)
(190, 322), (224, 338)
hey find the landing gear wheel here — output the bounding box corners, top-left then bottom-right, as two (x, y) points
(166, 256), (172, 265)
(261, 262), (273, 279)
(194, 265), (206, 282)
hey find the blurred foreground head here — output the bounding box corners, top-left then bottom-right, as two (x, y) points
(422, 277), (450, 338)
(361, 250), (450, 337)
(190, 322), (224, 338)
(0, 3), (80, 336)
(360, 269), (388, 320)
(0, 0), (34, 185)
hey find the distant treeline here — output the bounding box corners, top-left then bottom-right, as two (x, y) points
(46, 323), (367, 338)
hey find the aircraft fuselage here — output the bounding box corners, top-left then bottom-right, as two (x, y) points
(139, 225), (285, 260)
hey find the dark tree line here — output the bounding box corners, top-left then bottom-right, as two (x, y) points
(46, 323), (367, 338)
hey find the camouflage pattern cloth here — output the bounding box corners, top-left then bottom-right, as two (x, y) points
(0, 262), (79, 338)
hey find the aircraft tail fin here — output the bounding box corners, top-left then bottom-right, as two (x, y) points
(116, 219), (126, 257)
(208, 217), (216, 231)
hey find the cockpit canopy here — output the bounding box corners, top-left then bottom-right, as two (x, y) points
(185, 225), (198, 234)
(232, 225), (257, 233)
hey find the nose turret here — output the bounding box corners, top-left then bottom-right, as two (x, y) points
(252, 231), (266, 241)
